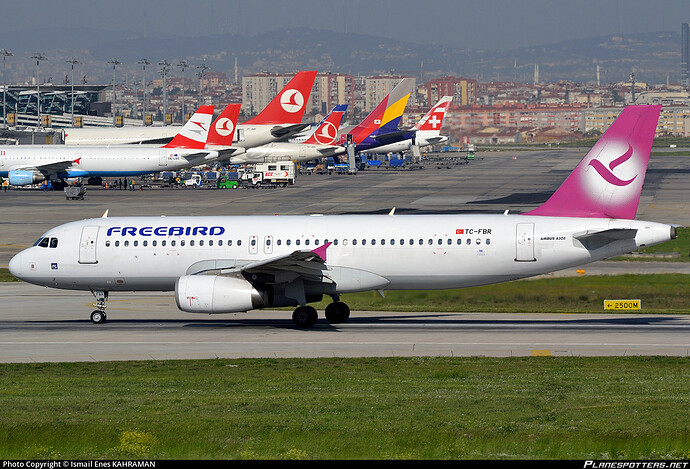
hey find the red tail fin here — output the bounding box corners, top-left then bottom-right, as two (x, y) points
(303, 104), (347, 145)
(163, 105), (214, 149)
(206, 103), (242, 146)
(243, 71), (317, 125)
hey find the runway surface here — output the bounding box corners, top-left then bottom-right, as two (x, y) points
(1, 150), (688, 362)
(1, 283), (690, 362)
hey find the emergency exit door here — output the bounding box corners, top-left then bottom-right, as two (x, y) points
(515, 223), (536, 262)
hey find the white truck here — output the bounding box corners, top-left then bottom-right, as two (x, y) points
(247, 161), (296, 187)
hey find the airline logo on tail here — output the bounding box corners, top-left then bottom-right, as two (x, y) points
(414, 96), (453, 132)
(347, 78), (414, 146)
(281, 90), (305, 113)
(163, 105), (215, 149)
(244, 71), (317, 125)
(527, 105), (660, 219)
(207, 103), (242, 146)
(305, 104), (347, 145)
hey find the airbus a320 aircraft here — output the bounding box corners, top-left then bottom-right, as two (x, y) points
(370, 95), (453, 154)
(9, 106), (675, 327)
(0, 105), (243, 188)
(233, 104), (348, 164)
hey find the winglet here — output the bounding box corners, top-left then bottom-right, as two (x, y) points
(311, 241), (332, 262)
(163, 105), (215, 149)
(525, 105), (661, 219)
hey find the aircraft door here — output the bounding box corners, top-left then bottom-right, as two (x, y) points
(263, 235), (273, 255)
(515, 223), (536, 262)
(159, 150), (167, 166)
(249, 235), (258, 254)
(79, 225), (100, 264)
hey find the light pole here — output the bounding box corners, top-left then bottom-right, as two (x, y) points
(177, 60), (188, 122)
(107, 58), (120, 126)
(159, 60), (170, 125)
(66, 57), (80, 126)
(138, 58), (150, 124)
(31, 52), (46, 128)
(0, 49), (12, 130)
(196, 63), (208, 106)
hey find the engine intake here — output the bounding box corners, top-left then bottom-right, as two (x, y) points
(175, 275), (266, 314)
(9, 170), (45, 186)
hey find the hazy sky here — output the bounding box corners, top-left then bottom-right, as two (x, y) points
(2, 0), (690, 50)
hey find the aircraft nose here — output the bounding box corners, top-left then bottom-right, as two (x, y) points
(8, 252), (22, 279)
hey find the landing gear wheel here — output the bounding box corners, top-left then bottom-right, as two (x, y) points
(325, 301), (350, 324)
(292, 305), (318, 327)
(90, 310), (107, 324)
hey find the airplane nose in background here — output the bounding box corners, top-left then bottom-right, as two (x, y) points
(8, 252), (22, 278)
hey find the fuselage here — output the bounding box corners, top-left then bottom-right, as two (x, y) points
(372, 132), (449, 154)
(0, 145), (219, 180)
(236, 142), (346, 164)
(9, 214), (673, 294)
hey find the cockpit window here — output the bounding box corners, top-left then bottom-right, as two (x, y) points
(37, 238), (50, 248)
(49, 238), (58, 248)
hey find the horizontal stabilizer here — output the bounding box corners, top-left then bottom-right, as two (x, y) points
(574, 228), (637, 251)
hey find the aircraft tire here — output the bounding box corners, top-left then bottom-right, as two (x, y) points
(90, 310), (107, 324)
(325, 301), (350, 324)
(292, 306), (318, 327)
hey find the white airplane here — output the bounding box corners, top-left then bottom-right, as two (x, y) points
(62, 71), (318, 149)
(0, 105), (242, 188)
(369, 95), (453, 154)
(8, 106), (675, 327)
(232, 104), (347, 164)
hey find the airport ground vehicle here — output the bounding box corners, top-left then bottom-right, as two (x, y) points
(245, 161), (296, 186)
(217, 174), (239, 189)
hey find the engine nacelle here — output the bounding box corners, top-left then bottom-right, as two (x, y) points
(175, 275), (266, 314)
(8, 170), (45, 186)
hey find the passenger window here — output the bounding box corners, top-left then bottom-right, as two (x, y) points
(228, 240), (233, 246)
(457, 239), (462, 245)
(333, 239), (338, 245)
(237, 240), (242, 246)
(466, 239), (471, 245)
(296, 240), (301, 246)
(209, 240), (214, 246)
(162, 240), (166, 247)
(447, 239), (452, 245)
(152, 240), (157, 246)
(115, 241), (120, 247)
(190, 240), (195, 246)
(315, 239), (320, 245)
(143, 240), (148, 247)
(476, 239), (481, 244)
(305, 240), (310, 246)
(134, 240), (139, 247)
(362, 239), (366, 245)
(352, 239), (357, 245)
(180, 240), (185, 247)
(218, 240), (222, 246)
(200, 240), (204, 246)
(486, 239), (491, 245)
(124, 241), (129, 247)
(287, 240), (291, 246)
(105, 241), (111, 247)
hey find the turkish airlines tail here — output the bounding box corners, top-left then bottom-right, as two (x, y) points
(206, 103), (242, 146)
(413, 96), (453, 133)
(243, 71), (317, 125)
(163, 105), (215, 149)
(303, 104), (348, 145)
(526, 105), (661, 219)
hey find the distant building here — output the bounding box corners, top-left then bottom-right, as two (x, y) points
(425, 76), (477, 107)
(682, 23), (689, 87)
(363, 76), (416, 112)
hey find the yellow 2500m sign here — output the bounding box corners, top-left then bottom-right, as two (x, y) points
(604, 299), (641, 310)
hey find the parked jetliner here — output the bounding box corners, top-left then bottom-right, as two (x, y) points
(62, 71), (318, 148)
(370, 96), (453, 154)
(0, 105), (243, 188)
(9, 106), (675, 328)
(230, 104), (348, 164)
(337, 78), (415, 153)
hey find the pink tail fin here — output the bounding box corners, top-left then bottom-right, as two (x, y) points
(163, 105), (214, 149)
(525, 105), (661, 219)
(243, 71), (317, 125)
(206, 103), (241, 146)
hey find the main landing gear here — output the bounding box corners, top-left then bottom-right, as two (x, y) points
(291, 297), (351, 328)
(90, 290), (108, 324)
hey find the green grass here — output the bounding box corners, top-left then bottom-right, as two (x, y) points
(313, 274), (690, 313)
(0, 357), (689, 459)
(3, 269), (689, 312)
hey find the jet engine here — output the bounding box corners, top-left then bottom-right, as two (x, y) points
(175, 275), (267, 314)
(8, 170), (45, 186)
